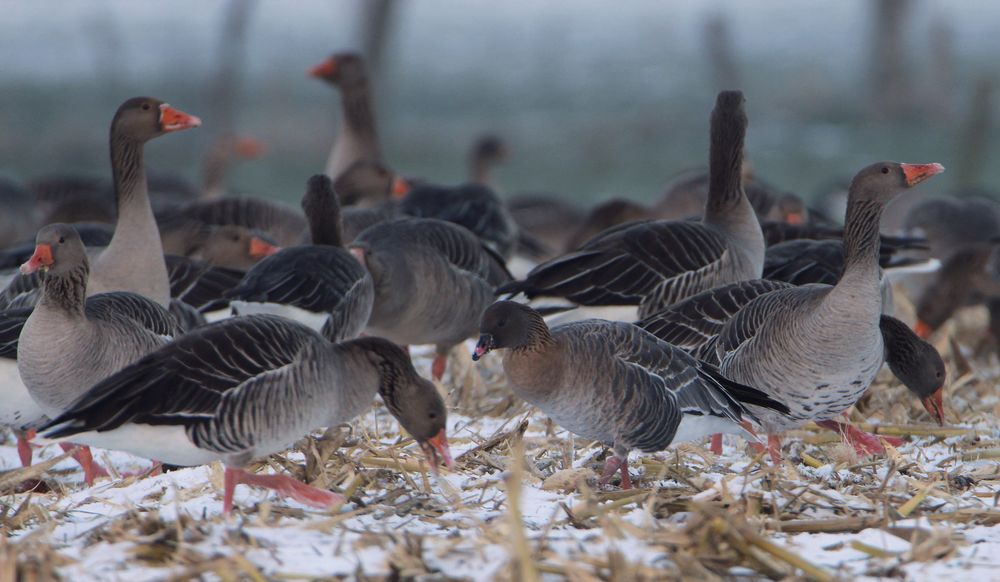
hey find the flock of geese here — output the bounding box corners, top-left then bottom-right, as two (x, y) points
(0, 51), (967, 515)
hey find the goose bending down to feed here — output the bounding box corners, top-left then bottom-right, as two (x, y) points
(228, 175), (374, 342)
(310, 52), (381, 181)
(163, 196), (307, 248)
(40, 315), (453, 514)
(0, 97), (201, 310)
(471, 301), (789, 488)
(498, 91), (764, 317)
(703, 161), (944, 463)
(350, 217), (512, 381)
(16, 224), (177, 483)
(636, 278), (946, 456)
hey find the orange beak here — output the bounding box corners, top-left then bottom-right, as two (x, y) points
(419, 428), (454, 474)
(914, 319), (933, 340)
(159, 104), (202, 132)
(391, 176), (410, 199)
(233, 136), (266, 159)
(249, 237), (280, 260)
(901, 163), (945, 187)
(21, 244), (53, 274)
(921, 388), (944, 426)
(785, 212), (805, 226)
(309, 57), (337, 78)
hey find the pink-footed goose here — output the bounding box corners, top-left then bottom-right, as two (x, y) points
(471, 301), (789, 488)
(350, 217), (512, 381)
(40, 315), (453, 514)
(15, 224), (177, 483)
(227, 175), (374, 341)
(497, 91), (764, 317)
(705, 162), (944, 463)
(310, 53), (381, 180)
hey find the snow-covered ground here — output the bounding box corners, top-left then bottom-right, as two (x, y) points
(5, 317), (1000, 580)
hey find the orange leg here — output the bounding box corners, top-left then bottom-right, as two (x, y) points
(17, 429), (36, 467)
(709, 434), (723, 455)
(599, 456), (633, 489)
(59, 443), (110, 486)
(431, 354), (447, 381)
(223, 467), (344, 515)
(815, 420), (904, 456)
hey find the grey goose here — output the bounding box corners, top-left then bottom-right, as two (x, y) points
(16, 224), (177, 483)
(350, 217), (512, 381)
(40, 315), (452, 514)
(497, 90), (765, 318)
(227, 175), (374, 342)
(704, 161), (944, 462)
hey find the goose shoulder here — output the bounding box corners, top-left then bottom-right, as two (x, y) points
(85, 291), (180, 338)
(716, 284), (830, 358)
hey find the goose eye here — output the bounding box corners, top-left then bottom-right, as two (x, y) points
(880, 167), (889, 174)
(141, 103), (151, 111)
(428, 412), (438, 420)
(58, 236), (65, 244)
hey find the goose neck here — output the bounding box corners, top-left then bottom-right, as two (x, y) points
(39, 265), (89, 316)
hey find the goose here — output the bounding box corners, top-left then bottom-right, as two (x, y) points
(310, 52), (381, 180)
(468, 134), (509, 188)
(39, 314), (453, 514)
(652, 166), (807, 225)
(396, 181), (519, 259)
(332, 160), (406, 242)
(1, 98), (200, 310)
(0, 223), (113, 271)
(227, 175), (373, 342)
(15, 224), (177, 483)
(497, 91), (765, 318)
(913, 243), (1000, 338)
(636, 280), (946, 431)
(159, 220), (279, 270)
(471, 301), (789, 488)
(350, 217), (511, 381)
(506, 195), (586, 257)
(160, 196), (307, 248)
(704, 161), (944, 462)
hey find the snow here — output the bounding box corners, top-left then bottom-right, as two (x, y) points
(4, 324), (1000, 580)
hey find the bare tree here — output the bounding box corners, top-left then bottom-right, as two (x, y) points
(955, 77), (995, 190)
(870, 0), (914, 118)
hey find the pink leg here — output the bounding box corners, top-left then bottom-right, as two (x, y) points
(599, 456), (633, 489)
(748, 433), (783, 465)
(59, 443), (110, 486)
(709, 433), (723, 455)
(815, 420), (905, 456)
(17, 429), (35, 467)
(223, 467), (345, 515)
(431, 354), (447, 382)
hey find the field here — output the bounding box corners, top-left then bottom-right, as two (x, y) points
(3, 294), (1000, 581)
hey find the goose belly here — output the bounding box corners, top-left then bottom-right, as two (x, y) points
(230, 301), (329, 331)
(0, 359), (46, 429)
(53, 424), (221, 467)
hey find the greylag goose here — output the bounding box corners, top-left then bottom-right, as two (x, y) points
(16, 224), (177, 483)
(1, 98), (201, 310)
(40, 315), (453, 514)
(497, 91), (764, 317)
(159, 220), (279, 270)
(160, 196), (307, 248)
(636, 280), (946, 427)
(0, 223), (113, 271)
(396, 181), (519, 259)
(350, 217), (511, 380)
(652, 166), (807, 224)
(471, 301), (788, 488)
(506, 195), (586, 258)
(310, 52), (381, 180)
(332, 160), (405, 242)
(706, 161), (944, 462)
(227, 175), (374, 342)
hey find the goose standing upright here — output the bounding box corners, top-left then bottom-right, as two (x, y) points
(17, 224), (176, 483)
(710, 161), (944, 462)
(41, 315), (452, 514)
(1, 97), (200, 309)
(472, 301), (789, 488)
(350, 217), (511, 380)
(498, 91), (764, 317)
(310, 53), (381, 180)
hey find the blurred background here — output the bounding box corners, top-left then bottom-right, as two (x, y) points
(1, 0), (997, 207)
